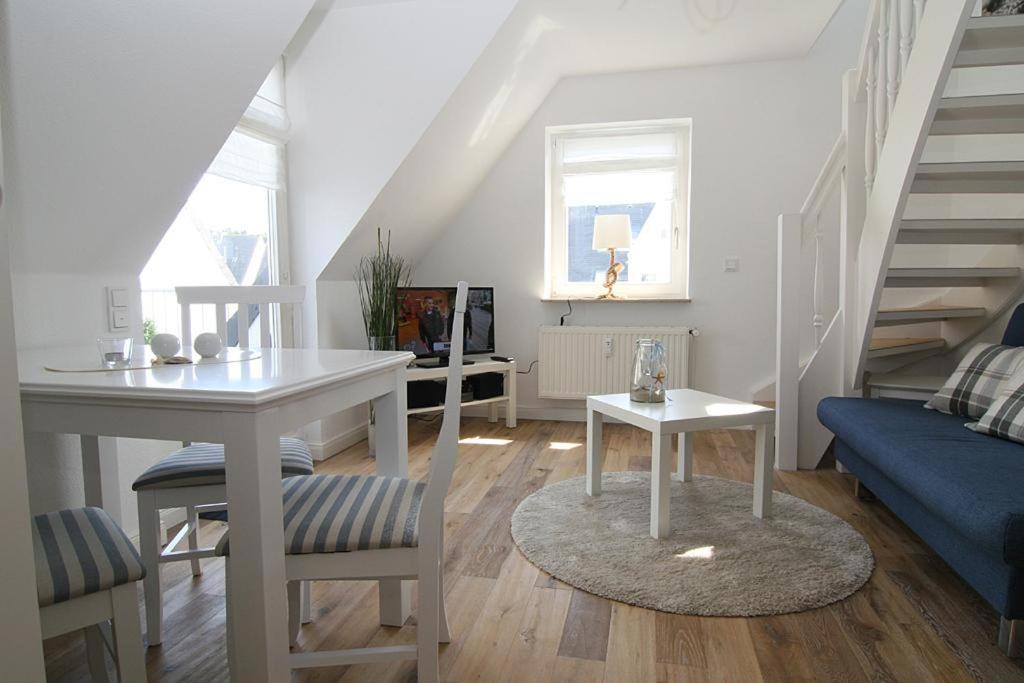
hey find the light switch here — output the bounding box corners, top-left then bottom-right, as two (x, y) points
(724, 257), (740, 273)
(107, 286), (130, 332)
(603, 336), (614, 357)
(111, 308), (129, 330)
(109, 287), (129, 308)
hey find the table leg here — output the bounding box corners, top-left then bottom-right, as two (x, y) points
(371, 370), (412, 627)
(80, 435), (122, 524)
(651, 431), (672, 539)
(753, 422), (775, 519)
(676, 432), (693, 482)
(586, 408), (603, 496)
(223, 411), (290, 682)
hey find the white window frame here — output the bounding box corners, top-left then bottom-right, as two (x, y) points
(544, 119), (691, 301)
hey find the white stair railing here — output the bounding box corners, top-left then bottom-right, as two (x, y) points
(776, 134), (847, 471)
(863, 0), (929, 194)
(775, 0), (953, 469)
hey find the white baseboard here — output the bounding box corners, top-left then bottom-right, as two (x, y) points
(306, 422), (370, 461)
(462, 403), (587, 422)
(514, 405), (587, 422)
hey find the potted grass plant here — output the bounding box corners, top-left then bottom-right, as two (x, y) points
(356, 228), (411, 351)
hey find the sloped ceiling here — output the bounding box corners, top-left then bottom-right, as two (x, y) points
(318, 0), (846, 279)
(1, 0), (317, 276)
(284, 0), (520, 298)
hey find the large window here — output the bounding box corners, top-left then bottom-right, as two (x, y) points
(141, 62), (291, 346)
(545, 120), (691, 300)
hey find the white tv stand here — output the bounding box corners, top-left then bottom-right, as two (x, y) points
(407, 357), (517, 428)
(368, 357), (516, 457)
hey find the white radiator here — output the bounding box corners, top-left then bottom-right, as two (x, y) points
(538, 326), (693, 399)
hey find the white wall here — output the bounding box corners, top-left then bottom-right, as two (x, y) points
(2, 0), (316, 536)
(409, 0), (867, 417)
(318, 0), (845, 284)
(285, 0), (519, 349)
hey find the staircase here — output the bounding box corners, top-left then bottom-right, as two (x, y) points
(776, 0), (1024, 470)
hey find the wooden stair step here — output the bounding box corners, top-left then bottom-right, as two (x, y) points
(867, 337), (945, 359)
(875, 305), (986, 326)
(884, 267), (1020, 288)
(956, 15), (1024, 68)
(912, 161), (1024, 194)
(897, 218), (1024, 244)
(866, 372), (946, 394)
(932, 94), (1024, 135)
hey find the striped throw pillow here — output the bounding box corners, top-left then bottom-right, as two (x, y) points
(969, 365), (1024, 443)
(925, 343), (1024, 419)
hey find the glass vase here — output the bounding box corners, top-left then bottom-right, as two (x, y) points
(368, 335), (396, 351)
(630, 338), (667, 403)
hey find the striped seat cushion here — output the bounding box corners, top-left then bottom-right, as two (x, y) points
(216, 474), (426, 556)
(925, 343), (1024, 419)
(132, 437), (314, 490)
(33, 507), (145, 607)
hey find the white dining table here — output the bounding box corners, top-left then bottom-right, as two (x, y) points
(18, 345), (414, 682)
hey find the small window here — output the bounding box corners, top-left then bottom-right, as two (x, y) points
(545, 120), (691, 300)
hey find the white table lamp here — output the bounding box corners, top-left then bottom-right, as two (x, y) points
(593, 214), (632, 299)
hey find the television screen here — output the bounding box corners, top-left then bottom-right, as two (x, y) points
(396, 287), (495, 358)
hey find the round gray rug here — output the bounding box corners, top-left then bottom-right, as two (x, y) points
(511, 472), (873, 617)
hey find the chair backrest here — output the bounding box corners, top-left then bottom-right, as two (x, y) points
(176, 285), (305, 350)
(419, 281), (469, 542)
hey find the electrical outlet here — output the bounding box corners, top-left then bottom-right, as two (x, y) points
(603, 336), (613, 357)
(724, 257), (740, 272)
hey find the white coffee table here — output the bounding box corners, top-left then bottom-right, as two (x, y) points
(586, 389), (776, 539)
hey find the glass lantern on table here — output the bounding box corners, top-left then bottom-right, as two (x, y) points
(630, 338), (667, 403)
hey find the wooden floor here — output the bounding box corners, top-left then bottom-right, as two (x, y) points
(44, 418), (1024, 682)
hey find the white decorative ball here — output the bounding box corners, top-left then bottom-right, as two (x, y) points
(150, 333), (180, 359)
(193, 332), (224, 359)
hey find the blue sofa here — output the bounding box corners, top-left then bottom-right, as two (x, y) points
(818, 308), (1024, 655)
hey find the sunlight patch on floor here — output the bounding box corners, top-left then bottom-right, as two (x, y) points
(548, 441), (581, 451)
(459, 436), (514, 446)
(675, 545), (715, 560)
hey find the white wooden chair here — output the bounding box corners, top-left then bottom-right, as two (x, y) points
(135, 285), (313, 647)
(176, 284), (304, 350)
(33, 507), (147, 682)
(218, 281), (470, 683)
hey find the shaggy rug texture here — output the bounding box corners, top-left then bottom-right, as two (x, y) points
(511, 472), (874, 617)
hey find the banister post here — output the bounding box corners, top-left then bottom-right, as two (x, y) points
(776, 214), (802, 471)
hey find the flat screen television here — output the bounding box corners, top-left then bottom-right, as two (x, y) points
(396, 286), (495, 359)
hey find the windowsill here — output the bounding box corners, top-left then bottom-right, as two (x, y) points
(541, 296), (692, 303)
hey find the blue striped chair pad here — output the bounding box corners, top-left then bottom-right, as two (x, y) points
(216, 474), (426, 556)
(33, 507), (145, 607)
(132, 437), (314, 491)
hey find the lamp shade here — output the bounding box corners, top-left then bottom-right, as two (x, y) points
(592, 214), (632, 251)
